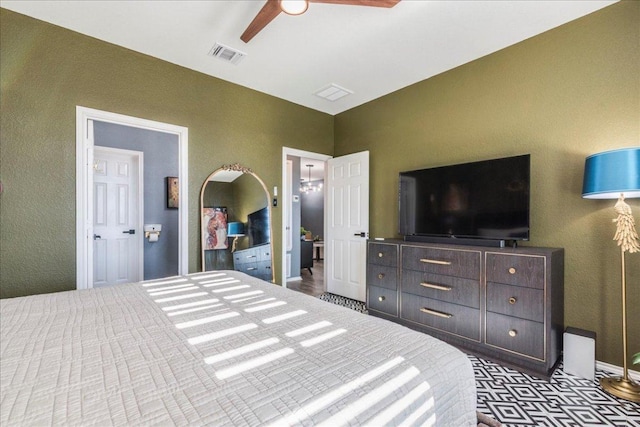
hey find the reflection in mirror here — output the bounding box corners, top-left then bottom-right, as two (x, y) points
(200, 164), (273, 282)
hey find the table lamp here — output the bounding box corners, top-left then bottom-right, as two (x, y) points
(227, 222), (245, 253)
(582, 147), (640, 403)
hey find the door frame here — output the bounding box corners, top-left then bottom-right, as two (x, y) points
(281, 147), (331, 288)
(93, 146), (145, 285)
(76, 106), (189, 290)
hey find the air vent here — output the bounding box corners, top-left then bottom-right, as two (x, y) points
(208, 42), (246, 65)
(314, 84), (353, 101)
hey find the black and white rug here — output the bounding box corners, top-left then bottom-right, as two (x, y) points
(315, 293), (640, 426)
(317, 292), (368, 313)
(472, 355), (640, 427)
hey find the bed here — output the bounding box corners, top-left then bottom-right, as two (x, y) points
(1, 271), (476, 426)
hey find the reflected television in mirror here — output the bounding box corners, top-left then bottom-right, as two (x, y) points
(248, 207), (270, 247)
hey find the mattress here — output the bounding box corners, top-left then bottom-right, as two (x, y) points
(1, 271), (476, 426)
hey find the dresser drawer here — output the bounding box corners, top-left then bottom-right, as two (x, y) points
(486, 253), (545, 289)
(486, 312), (544, 360)
(257, 247), (271, 262)
(367, 264), (398, 290)
(368, 243), (398, 267)
(258, 261), (272, 280)
(236, 261), (259, 276)
(402, 270), (479, 309)
(402, 246), (480, 280)
(235, 251), (259, 265)
(401, 293), (480, 341)
(487, 282), (543, 322)
(368, 286), (398, 317)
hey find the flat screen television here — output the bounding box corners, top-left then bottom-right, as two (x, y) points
(399, 154), (530, 243)
(247, 207), (270, 247)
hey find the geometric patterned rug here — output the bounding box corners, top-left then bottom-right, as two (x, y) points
(315, 292), (640, 426)
(471, 355), (640, 427)
(317, 292), (368, 313)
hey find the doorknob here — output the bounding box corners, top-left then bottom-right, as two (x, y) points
(353, 232), (366, 237)
(122, 229), (136, 234)
(93, 234), (101, 240)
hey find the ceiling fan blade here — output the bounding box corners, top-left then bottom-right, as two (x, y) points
(241, 0), (282, 43)
(309, 0), (400, 8)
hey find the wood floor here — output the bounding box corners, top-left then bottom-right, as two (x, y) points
(286, 260), (325, 297)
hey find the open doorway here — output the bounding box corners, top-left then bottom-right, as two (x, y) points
(281, 148), (331, 295)
(281, 148), (370, 302)
(76, 106), (189, 290)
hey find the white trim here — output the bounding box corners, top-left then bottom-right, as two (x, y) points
(76, 106), (189, 290)
(281, 147), (331, 288)
(596, 360), (640, 381)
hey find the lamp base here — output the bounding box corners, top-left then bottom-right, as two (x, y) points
(600, 376), (640, 402)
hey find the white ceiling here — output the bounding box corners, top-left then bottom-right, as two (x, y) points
(1, 0), (616, 115)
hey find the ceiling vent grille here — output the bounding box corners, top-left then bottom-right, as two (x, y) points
(208, 42), (246, 65)
(314, 84), (353, 102)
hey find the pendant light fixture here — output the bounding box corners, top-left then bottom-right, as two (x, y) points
(300, 164), (322, 193)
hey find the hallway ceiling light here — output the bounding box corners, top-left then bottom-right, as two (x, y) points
(300, 164), (322, 193)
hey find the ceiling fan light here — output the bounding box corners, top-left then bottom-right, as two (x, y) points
(280, 0), (309, 15)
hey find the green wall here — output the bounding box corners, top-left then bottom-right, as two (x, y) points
(1, 2), (639, 367)
(0, 8), (333, 297)
(334, 1), (640, 367)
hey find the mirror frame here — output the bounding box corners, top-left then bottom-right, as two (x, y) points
(199, 163), (274, 282)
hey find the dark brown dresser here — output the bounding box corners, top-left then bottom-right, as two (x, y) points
(367, 239), (564, 379)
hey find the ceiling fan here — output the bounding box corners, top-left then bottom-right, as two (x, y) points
(241, 0), (401, 43)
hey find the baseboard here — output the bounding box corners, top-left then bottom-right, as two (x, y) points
(286, 276), (302, 283)
(596, 360), (640, 381)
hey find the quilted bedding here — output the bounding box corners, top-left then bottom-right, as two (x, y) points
(1, 271), (476, 426)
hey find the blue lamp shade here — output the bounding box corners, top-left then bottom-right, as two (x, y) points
(227, 222), (245, 237)
(582, 147), (640, 199)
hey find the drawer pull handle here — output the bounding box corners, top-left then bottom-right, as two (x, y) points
(508, 297), (517, 305)
(420, 259), (452, 266)
(420, 307), (452, 319)
(247, 267), (257, 271)
(508, 267), (516, 274)
(378, 296), (386, 302)
(247, 255), (257, 259)
(378, 252), (384, 258)
(508, 329), (517, 337)
(420, 282), (452, 291)
(377, 273), (385, 279)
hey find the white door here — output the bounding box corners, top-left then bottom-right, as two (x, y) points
(93, 147), (143, 287)
(326, 151), (369, 302)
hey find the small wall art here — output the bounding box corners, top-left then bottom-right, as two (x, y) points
(166, 177), (179, 209)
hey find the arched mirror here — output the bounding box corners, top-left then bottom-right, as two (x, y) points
(200, 163), (274, 282)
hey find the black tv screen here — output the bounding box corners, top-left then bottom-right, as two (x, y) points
(399, 154), (530, 241)
(248, 207), (270, 247)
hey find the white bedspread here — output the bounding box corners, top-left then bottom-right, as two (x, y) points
(1, 271), (476, 426)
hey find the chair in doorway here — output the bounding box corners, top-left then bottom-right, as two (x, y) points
(300, 240), (314, 275)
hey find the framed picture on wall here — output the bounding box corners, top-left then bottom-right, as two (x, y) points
(202, 207), (228, 250)
(166, 177), (179, 209)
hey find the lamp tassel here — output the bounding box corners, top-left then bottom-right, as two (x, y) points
(613, 194), (640, 253)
